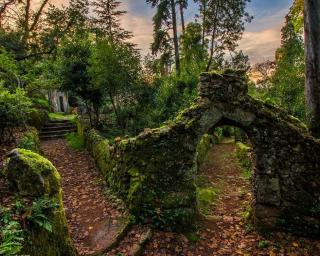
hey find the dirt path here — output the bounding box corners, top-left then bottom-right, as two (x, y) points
(142, 139), (320, 256)
(41, 139), (127, 256)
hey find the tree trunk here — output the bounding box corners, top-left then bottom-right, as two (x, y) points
(171, 0), (180, 75)
(304, 0), (320, 137)
(179, 1), (185, 34)
(109, 91), (125, 134)
(206, 3), (220, 72)
(201, 0), (207, 48)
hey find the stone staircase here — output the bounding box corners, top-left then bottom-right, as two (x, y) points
(40, 120), (77, 140)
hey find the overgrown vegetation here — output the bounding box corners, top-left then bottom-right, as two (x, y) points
(0, 196), (56, 255)
(65, 133), (85, 150)
(235, 142), (253, 180)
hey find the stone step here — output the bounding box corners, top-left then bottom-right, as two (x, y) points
(44, 122), (75, 127)
(48, 119), (71, 124)
(40, 129), (76, 136)
(39, 134), (66, 140)
(40, 119), (77, 140)
(41, 125), (76, 132)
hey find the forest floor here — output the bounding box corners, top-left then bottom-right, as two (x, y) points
(141, 138), (320, 256)
(1, 137), (320, 255)
(40, 139), (130, 255)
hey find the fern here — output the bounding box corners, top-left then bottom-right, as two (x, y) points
(27, 196), (57, 233)
(0, 219), (24, 255)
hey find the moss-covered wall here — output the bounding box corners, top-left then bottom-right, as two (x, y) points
(82, 70), (320, 237)
(3, 149), (77, 256)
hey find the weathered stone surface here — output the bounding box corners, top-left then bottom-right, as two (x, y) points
(4, 149), (59, 197)
(83, 70), (320, 237)
(3, 149), (76, 256)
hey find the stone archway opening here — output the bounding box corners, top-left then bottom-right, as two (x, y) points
(196, 125), (255, 222)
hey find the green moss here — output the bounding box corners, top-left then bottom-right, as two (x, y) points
(49, 112), (75, 121)
(197, 187), (219, 215)
(3, 149), (60, 197)
(196, 134), (214, 166)
(65, 132), (84, 150)
(235, 142), (252, 179)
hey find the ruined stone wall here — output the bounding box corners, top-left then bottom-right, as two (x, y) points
(83, 70), (320, 237)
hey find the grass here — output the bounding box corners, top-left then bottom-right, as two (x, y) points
(65, 133), (84, 150)
(49, 112), (76, 122)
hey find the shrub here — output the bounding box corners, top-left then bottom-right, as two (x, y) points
(17, 127), (40, 153)
(65, 133), (84, 150)
(0, 86), (32, 142)
(28, 108), (49, 129)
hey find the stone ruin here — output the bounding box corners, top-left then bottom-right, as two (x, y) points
(84, 70), (320, 237)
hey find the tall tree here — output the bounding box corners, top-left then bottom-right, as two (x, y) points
(147, 0), (181, 75)
(304, 0), (320, 136)
(203, 0), (252, 71)
(91, 0), (131, 41)
(194, 0), (207, 47)
(178, 0), (187, 33)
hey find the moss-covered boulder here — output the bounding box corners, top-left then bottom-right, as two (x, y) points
(4, 149), (59, 197)
(3, 149), (76, 256)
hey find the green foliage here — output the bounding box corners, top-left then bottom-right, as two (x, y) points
(18, 128), (40, 153)
(32, 98), (50, 111)
(235, 142), (252, 179)
(150, 72), (199, 123)
(89, 39), (148, 132)
(65, 133), (85, 150)
(0, 207), (24, 256)
(0, 86), (32, 141)
(0, 48), (20, 89)
(197, 187), (219, 215)
(258, 240), (269, 249)
(0, 195), (57, 256)
(249, 0), (305, 120)
(197, 134), (214, 166)
(49, 113), (76, 121)
(27, 196), (57, 233)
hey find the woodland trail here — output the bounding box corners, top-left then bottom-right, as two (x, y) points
(142, 139), (320, 256)
(41, 139), (128, 256)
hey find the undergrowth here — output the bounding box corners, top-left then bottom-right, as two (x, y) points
(196, 175), (219, 215)
(0, 196), (56, 255)
(66, 132), (84, 150)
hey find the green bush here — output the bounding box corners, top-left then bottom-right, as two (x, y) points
(31, 98), (50, 111)
(0, 86), (32, 142)
(65, 133), (84, 150)
(28, 108), (49, 129)
(17, 127), (40, 153)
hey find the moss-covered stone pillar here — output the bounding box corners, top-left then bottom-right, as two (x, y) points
(3, 149), (76, 256)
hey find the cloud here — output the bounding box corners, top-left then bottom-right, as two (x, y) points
(121, 12), (153, 56)
(239, 28), (282, 64)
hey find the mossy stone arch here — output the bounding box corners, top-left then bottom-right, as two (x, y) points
(89, 70), (320, 237)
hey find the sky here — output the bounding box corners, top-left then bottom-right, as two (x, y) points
(52, 0), (294, 64)
(120, 0), (294, 64)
